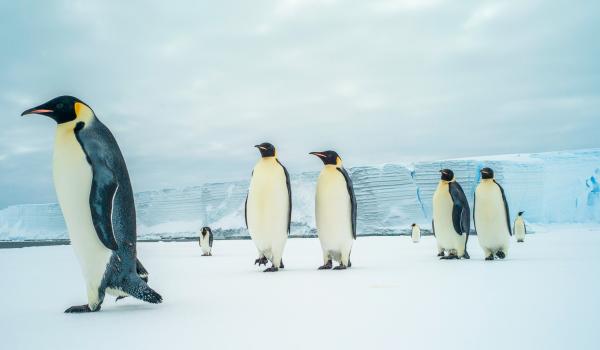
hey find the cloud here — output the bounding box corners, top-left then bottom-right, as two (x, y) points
(0, 0), (598, 208)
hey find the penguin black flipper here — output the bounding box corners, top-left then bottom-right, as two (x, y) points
(494, 180), (512, 236)
(432, 220), (435, 237)
(276, 159), (292, 235)
(244, 170), (253, 230)
(337, 167), (357, 239)
(209, 230), (214, 248)
(448, 182), (470, 236)
(74, 122), (119, 251)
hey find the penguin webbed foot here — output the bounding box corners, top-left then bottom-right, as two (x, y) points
(263, 266), (279, 272)
(318, 260), (333, 270)
(437, 251), (445, 257)
(254, 256), (268, 266)
(64, 304), (98, 313)
(441, 254), (459, 260)
(517, 240), (524, 243)
(485, 255), (495, 261)
(333, 264), (347, 270)
(496, 251), (506, 259)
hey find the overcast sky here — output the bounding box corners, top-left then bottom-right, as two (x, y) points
(0, 0), (599, 208)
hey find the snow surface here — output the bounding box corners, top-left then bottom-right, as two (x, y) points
(2, 148), (600, 241)
(1, 225), (599, 350)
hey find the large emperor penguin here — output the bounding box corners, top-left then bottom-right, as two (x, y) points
(432, 169), (471, 259)
(310, 150), (357, 270)
(22, 96), (162, 313)
(199, 226), (214, 256)
(514, 211), (526, 243)
(474, 167), (512, 260)
(411, 223), (420, 243)
(245, 142), (291, 272)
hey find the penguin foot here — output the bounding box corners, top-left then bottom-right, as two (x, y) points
(485, 255), (495, 261)
(333, 264), (347, 270)
(496, 251), (506, 259)
(318, 260), (333, 270)
(437, 251), (445, 257)
(255, 257), (268, 266)
(263, 266), (279, 272)
(517, 240), (524, 243)
(64, 304), (98, 313)
(441, 254), (458, 260)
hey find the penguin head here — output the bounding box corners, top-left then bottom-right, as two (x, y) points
(201, 227), (211, 236)
(310, 150), (341, 166)
(21, 96), (93, 124)
(254, 142), (276, 158)
(518, 211), (524, 216)
(439, 169), (454, 181)
(411, 223), (416, 227)
(480, 167), (494, 179)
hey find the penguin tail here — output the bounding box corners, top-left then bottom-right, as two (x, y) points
(122, 275), (163, 305)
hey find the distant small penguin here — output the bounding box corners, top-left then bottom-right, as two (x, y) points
(199, 227), (213, 256)
(245, 142), (291, 272)
(514, 211), (526, 243)
(22, 96), (162, 313)
(310, 151), (357, 270)
(432, 169), (471, 259)
(474, 167), (512, 260)
(411, 223), (420, 243)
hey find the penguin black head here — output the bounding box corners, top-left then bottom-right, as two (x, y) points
(310, 150), (341, 166)
(201, 227), (212, 236)
(480, 167), (494, 179)
(518, 211), (524, 216)
(439, 169), (454, 181)
(411, 223), (416, 227)
(21, 96), (91, 124)
(254, 142), (276, 158)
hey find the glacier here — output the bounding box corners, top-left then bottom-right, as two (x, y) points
(1, 148), (599, 241)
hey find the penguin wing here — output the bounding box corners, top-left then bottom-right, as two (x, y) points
(276, 160), (292, 235)
(337, 167), (357, 239)
(74, 122), (119, 250)
(431, 220), (435, 237)
(209, 231), (214, 247)
(449, 182), (470, 235)
(494, 180), (512, 236)
(244, 194), (248, 229)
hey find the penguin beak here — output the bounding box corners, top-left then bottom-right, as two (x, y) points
(21, 106), (54, 117)
(254, 145), (266, 151)
(309, 152), (326, 158)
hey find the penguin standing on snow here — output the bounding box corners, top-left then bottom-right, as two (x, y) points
(22, 96), (162, 313)
(411, 223), (420, 243)
(514, 211), (526, 243)
(432, 169), (470, 259)
(474, 167), (512, 260)
(310, 151), (357, 270)
(199, 226), (214, 256)
(245, 143), (291, 272)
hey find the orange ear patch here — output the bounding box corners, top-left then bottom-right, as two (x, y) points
(74, 102), (83, 118)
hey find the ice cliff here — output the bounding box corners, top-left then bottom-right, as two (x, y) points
(1, 149), (599, 241)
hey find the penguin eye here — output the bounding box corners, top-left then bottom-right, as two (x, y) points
(56, 103), (64, 109)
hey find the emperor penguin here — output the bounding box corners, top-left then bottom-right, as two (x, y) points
(199, 226), (214, 256)
(310, 151), (357, 270)
(432, 169), (470, 259)
(22, 96), (162, 313)
(514, 211), (526, 243)
(411, 223), (420, 243)
(474, 167), (512, 260)
(245, 142), (291, 272)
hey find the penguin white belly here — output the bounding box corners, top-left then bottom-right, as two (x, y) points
(247, 159), (288, 262)
(515, 217), (526, 241)
(432, 183), (459, 250)
(411, 226), (420, 243)
(315, 167), (353, 261)
(200, 235), (211, 254)
(53, 124), (111, 301)
(475, 182), (509, 251)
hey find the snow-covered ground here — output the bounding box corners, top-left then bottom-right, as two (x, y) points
(1, 226), (599, 350)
